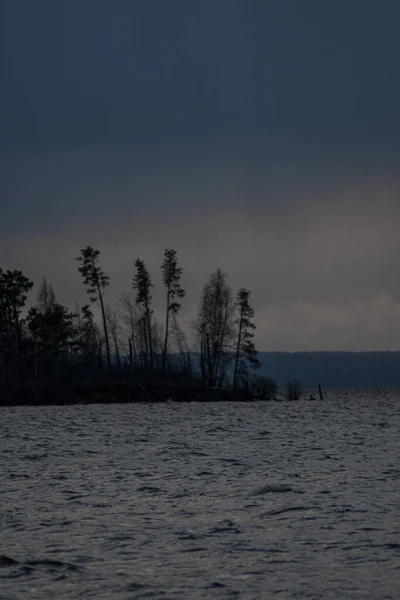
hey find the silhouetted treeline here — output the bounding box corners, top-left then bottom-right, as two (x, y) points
(0, 248), (281, 403)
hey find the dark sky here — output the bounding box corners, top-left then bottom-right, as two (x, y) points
(1, 0), (400, 350)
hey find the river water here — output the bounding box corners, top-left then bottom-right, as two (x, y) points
(1, 391), (399, 599)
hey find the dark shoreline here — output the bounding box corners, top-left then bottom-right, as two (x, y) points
(0, 379), (272, 406)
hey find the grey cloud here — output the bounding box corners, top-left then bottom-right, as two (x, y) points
(257, 295), (400, 351)
(1, 1), (400, 350)
(1, 1), (400, 148)
(1, 148), (399, 351)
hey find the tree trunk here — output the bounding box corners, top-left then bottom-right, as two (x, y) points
(214, 306), (230, 388)
(139, 325), (145, 369)
(233, 308), (243, 391)
(131, 334), (137, 369)
(97, 340), (103, 370)
(128, 337), (133, 369)
(98, 289), (111, 370)
(206, 333), (214, 386)
(145, 300), (153, 370)
(112, 333), (121, 371)
(200, 336), (206, 385)
(162, 288), (170, 371)
(13, 306), (22, 362)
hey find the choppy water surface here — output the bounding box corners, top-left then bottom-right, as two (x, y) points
(1, 390), (400, 599)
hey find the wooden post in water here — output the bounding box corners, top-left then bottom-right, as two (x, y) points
(318, 384), (324, 401)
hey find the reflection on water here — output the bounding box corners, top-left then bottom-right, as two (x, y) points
(1, 390), (400, 599)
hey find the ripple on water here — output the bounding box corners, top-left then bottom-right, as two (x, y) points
(1, 390), (400, 599)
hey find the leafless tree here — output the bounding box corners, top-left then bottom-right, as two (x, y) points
(151, 317), (164, 371)
(120, 293), (139, 369)
(192, 268), (235, 387)
(171, 315), (192, 376)
(105, 303), (123, 370)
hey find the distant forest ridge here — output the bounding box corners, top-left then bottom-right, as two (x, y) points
(257, 351), (400, 389)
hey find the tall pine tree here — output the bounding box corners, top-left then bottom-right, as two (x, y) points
(76, 246), (111, 370)
(233, 287), (260, 390)
(133, 259), (154, 369)
(161, 249), (185, 370)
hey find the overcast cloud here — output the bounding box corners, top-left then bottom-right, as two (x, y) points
(1, 0), (400, 350)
